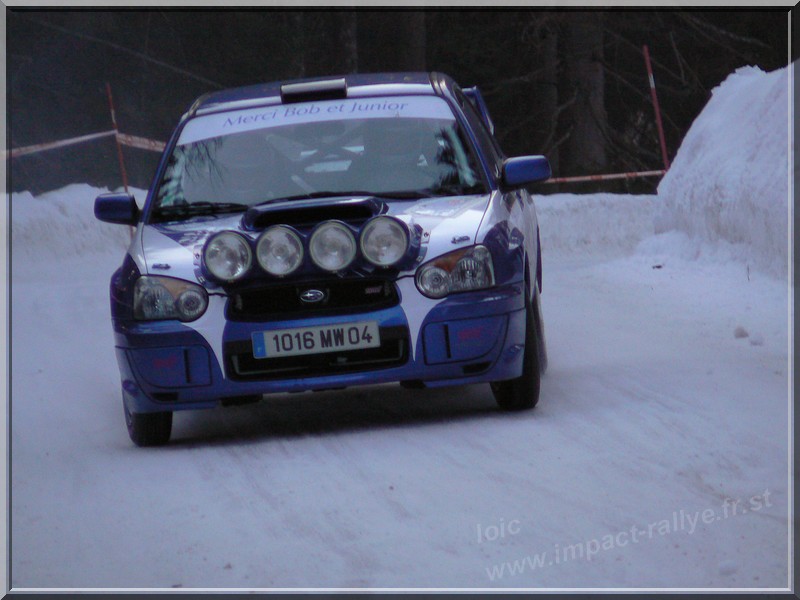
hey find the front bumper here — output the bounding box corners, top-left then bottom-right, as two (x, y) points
(114, 278), (527, 413)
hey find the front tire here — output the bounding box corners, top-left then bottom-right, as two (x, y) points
(491, 286), (541, 411)
(124, 403), (173, 446)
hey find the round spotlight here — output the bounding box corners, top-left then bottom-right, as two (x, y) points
(203, 231), (252, 282)
(360, 217), (409, 267)
(256, 226), (304, 276)
(309, 221), (357, 272)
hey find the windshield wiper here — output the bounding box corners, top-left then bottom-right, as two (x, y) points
(151, 201), (249, 222)
(254, 190), (438, 207)
(375, 190), (437, 200)
(253, 191), (377, 207)
(426, 183), (487, 197)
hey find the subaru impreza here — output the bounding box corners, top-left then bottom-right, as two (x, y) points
(95, 72), (551, 445)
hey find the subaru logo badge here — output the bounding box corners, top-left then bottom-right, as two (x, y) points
(300, 289), (326, 304)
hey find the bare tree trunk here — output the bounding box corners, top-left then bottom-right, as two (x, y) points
(561, 12), (607, 174)
(358, 12), (425, 72)
(539, 22), (560, 176)
(338, 12), (358, 73)
(405, 12), (426, 70)
(287, 12), (306, 78)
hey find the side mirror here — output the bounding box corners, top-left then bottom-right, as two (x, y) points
(501, 156), (551, 189)
(94, 193), (139, 226)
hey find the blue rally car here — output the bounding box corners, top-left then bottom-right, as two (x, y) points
(95, 72), (551, 446)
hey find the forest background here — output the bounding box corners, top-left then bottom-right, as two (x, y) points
(6, 9), (794, 195)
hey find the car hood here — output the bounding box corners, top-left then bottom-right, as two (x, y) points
(139, 193), (493, 286)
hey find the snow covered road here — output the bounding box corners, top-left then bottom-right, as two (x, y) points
(10, 219), (789, 589)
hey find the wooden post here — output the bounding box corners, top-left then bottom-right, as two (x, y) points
(643, 45), (670, 171)
(106, 82), (130, 194)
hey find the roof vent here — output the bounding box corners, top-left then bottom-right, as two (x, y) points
(280, 78), (348, 104)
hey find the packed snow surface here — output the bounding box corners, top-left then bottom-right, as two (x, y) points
(8, 64), (791, 590)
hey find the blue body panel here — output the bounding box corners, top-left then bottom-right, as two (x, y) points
(115, 284), (526, 413)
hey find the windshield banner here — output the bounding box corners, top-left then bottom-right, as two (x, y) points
(178, 95), (454, 146)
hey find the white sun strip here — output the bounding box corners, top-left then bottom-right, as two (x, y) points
(177, 95), (455, 146)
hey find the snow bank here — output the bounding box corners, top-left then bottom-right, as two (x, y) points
(535, 193), (656, 260)
(10, 184), (145, 259)
(655, 65), (791, 277)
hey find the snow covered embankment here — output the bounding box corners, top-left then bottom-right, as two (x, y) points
(10, 184), (143, 262)
(536, 193), (657, 262)
(654, 65), (790, 278)
(537, 64), (790, 279)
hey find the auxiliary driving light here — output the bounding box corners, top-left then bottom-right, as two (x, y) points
(204, 231), (253, 282)
(360, 216), (409, 267)
(256, 225), (304, 276)
(309, 221), (357, 272)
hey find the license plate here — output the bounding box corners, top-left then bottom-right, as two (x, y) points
(252, 321), (381, 359)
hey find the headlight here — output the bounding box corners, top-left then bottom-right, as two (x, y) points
(134, 276), (208, 321)
(415, 245), (495, 299)
(360, 216), (409, 267)
(204, 231), (252, 282)
(309, 221), (356, 272)
(256, 225), (304, 276)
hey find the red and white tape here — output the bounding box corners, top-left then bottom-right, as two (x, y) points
(3, 129), (117, 159)
(545, 169), (667, 184)
(115, 132), (165, 153)
(4, 129), (166, 160)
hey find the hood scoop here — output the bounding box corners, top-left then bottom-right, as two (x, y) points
(242, 197), (387, 230)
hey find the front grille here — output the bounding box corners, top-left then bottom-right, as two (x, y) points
(225, 325), (409, 380)
(227, 278), (399, 321)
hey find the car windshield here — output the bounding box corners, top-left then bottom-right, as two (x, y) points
(152, 95), (487, 220)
